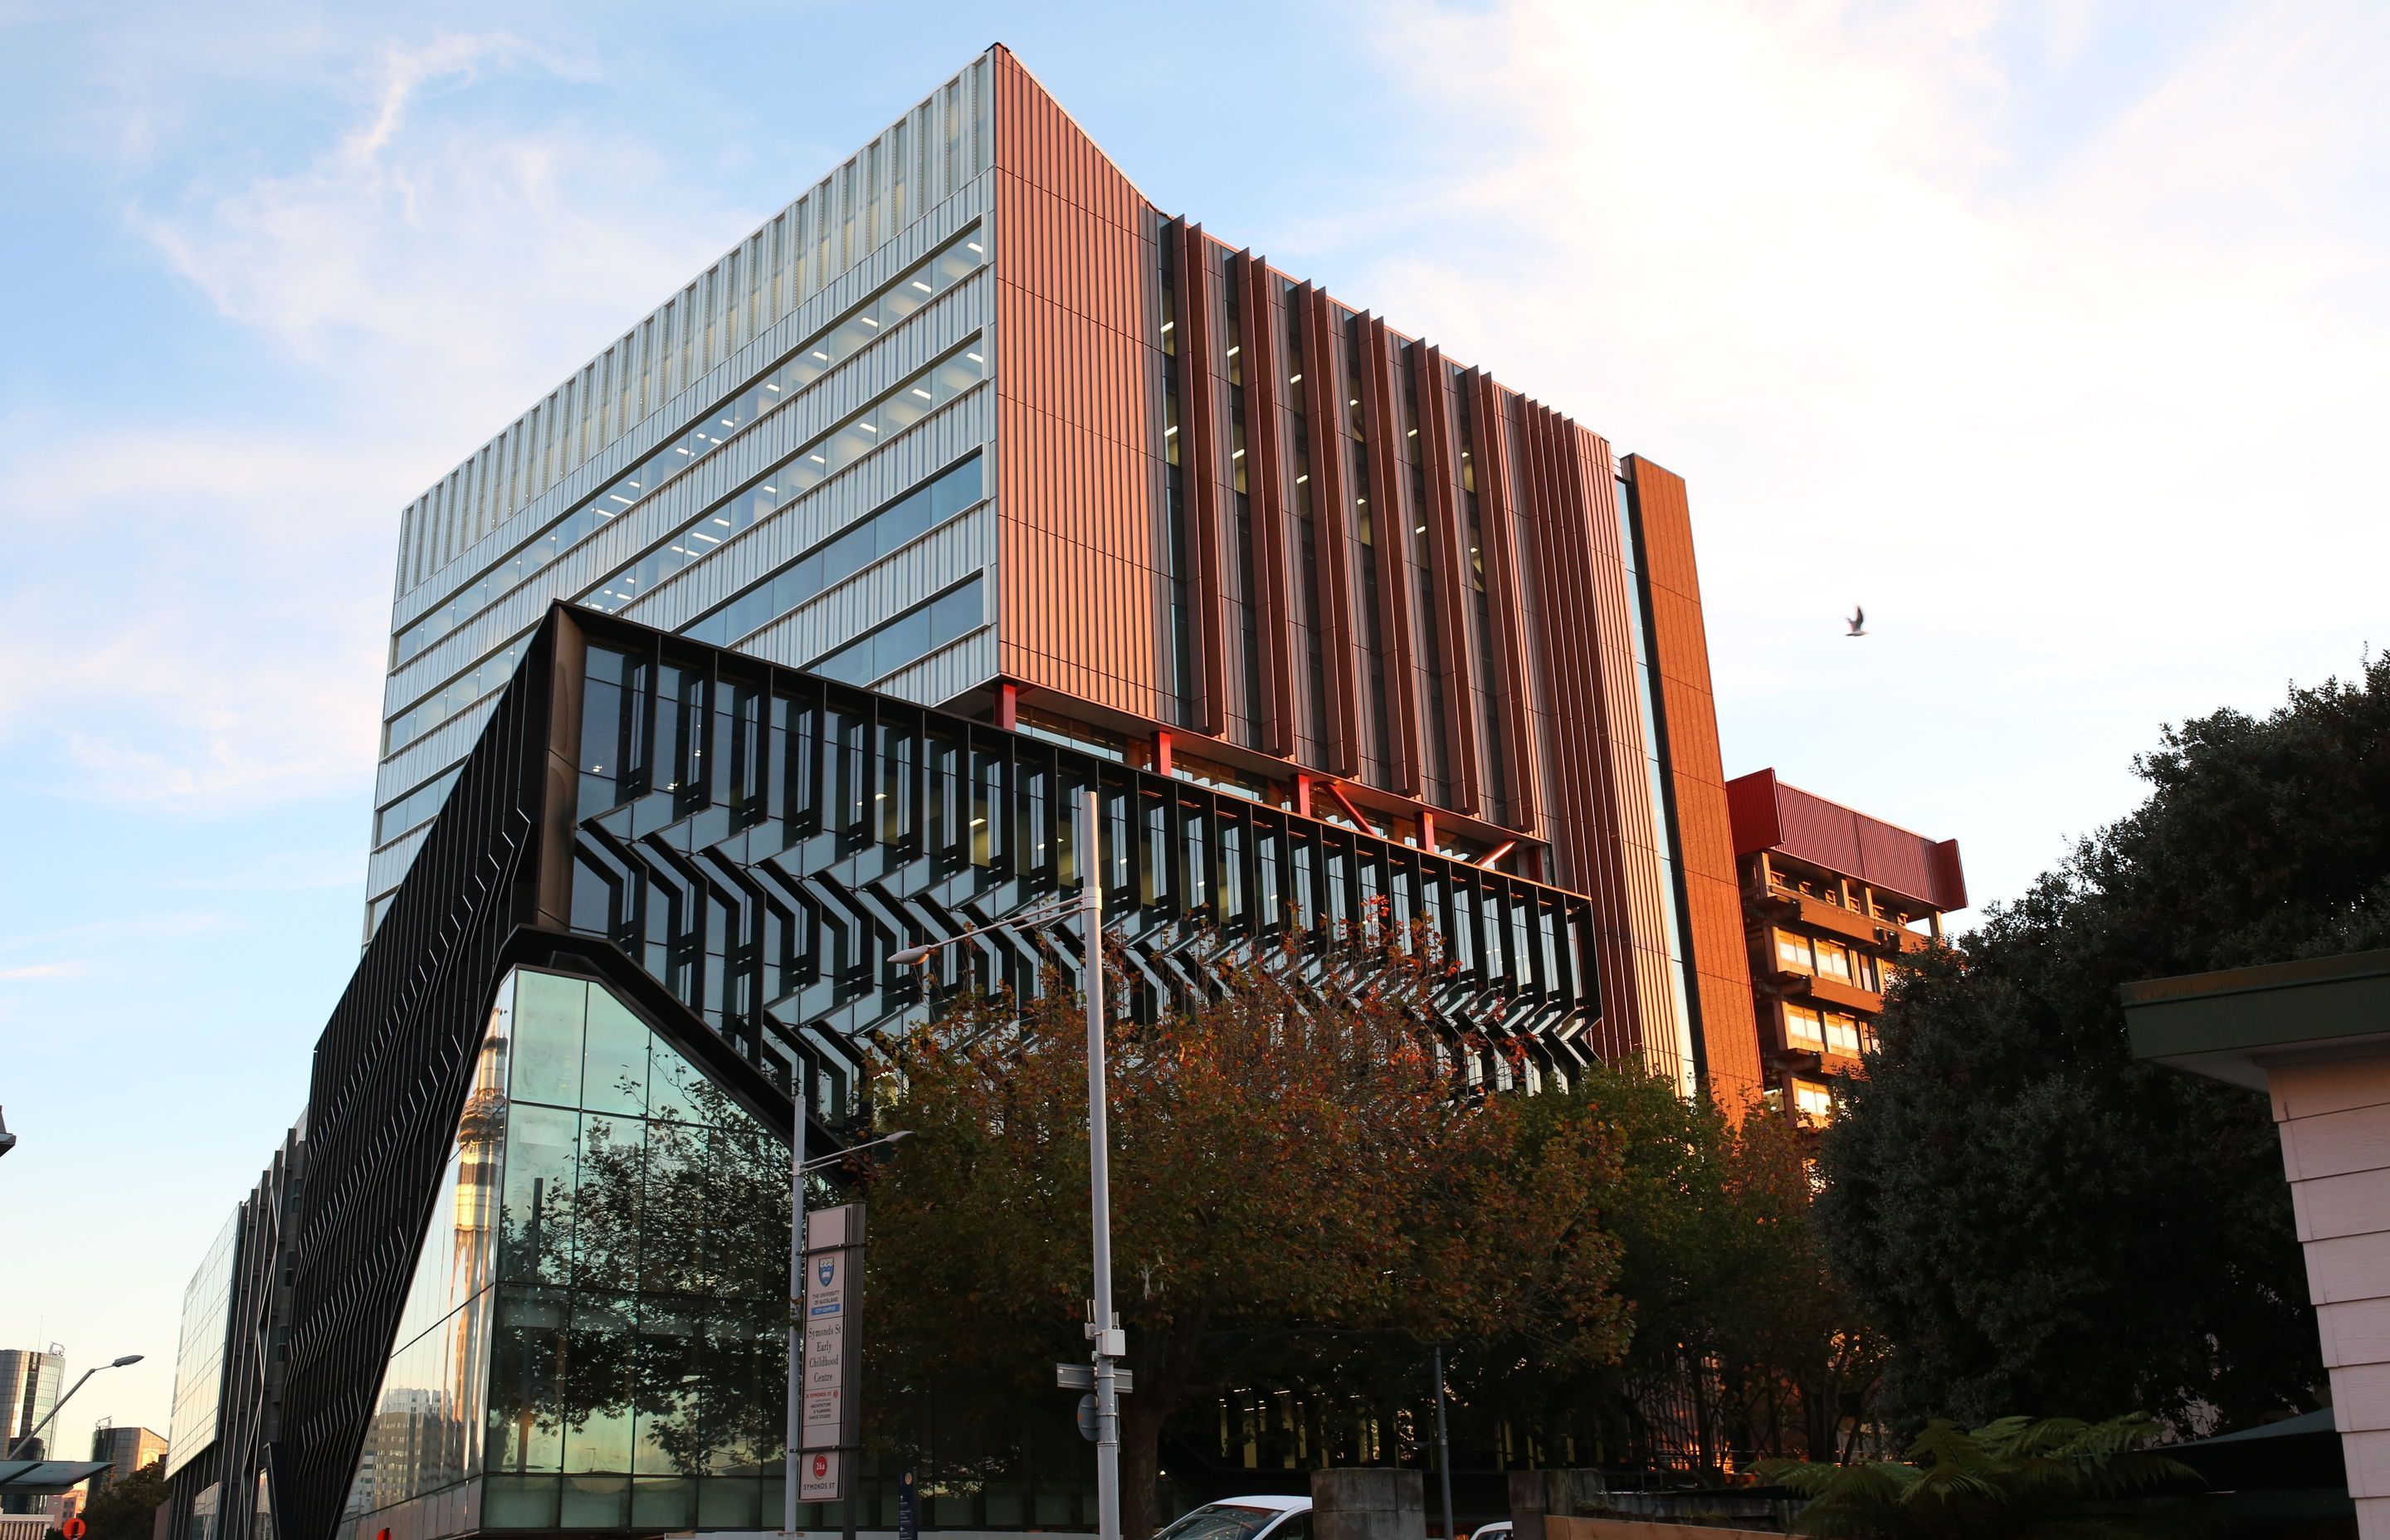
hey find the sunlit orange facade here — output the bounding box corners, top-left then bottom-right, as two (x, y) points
(978, 50), (1762, 1104)
(1725, 768), (1966, 1124)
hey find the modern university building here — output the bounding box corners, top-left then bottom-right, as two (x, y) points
(159, 44), (1866, 1540)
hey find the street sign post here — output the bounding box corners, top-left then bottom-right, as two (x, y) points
(798, 1450), (841, 1503)
(798, 1203), (866, 1499)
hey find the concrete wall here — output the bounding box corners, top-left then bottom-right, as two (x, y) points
(1313, 1469), (1426, 1540)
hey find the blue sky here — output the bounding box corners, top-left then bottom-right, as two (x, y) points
(3, 0), (2385, 1445)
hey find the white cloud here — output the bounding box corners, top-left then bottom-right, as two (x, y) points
(0, 26), (759, 813)
(1341, 0), (2390, 909)
(0, 962), (86, 982)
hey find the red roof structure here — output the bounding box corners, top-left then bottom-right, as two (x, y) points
(1725, 768), (1966, 914)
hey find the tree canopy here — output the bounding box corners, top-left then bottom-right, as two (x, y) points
(863, 935), (1634, 1538)
(1818, 657), (2390, 1426)
(77, 1461), (168, 1540)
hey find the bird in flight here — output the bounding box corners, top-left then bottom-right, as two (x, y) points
(1846, 606), (1867, 637)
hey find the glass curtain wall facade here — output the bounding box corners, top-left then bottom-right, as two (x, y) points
(333, 967), (795, 1540)
(371, 54), (1001, 937)
(165, 1213), (241, 1480)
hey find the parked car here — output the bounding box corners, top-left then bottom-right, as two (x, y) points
(1466, 1524), (1514, 1540)
(1156, 1496), (1313, 1540)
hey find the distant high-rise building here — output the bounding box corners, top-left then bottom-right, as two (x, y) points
(0, 1347), (65, 1514)
(1724, 768), (1967, 1125)
(90, 1423), (170, 1490)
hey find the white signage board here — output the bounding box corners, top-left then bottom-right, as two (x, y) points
(801, 1235), (863, 1450)
(799, 1448), (844, 1502)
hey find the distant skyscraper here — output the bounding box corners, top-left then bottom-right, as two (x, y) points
(0, 1348), (65, 1513)
(89, 1423), (169, 1490)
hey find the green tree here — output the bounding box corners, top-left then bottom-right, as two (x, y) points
(864, 935), (1633, 1539)
(1819, 659), (2390, 1426)
(77, 1460), (168, 1540)
(1759, 1414), (2206, 1538)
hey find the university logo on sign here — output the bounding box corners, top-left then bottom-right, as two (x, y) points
(818, 1256), (836, 1287)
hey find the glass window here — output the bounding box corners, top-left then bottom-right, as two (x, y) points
(1782, 1002), (1824, 1051)
(1813, 939), (1854, 982)
(511, 976), (588, 1107)
(1793, 1079), (1835, 1124)
(500, 1105), (578, 1286)
(582, 992), (651, 1114)
(1824, 1012), (1864, 1057)
(1773, 930), (1812, 974)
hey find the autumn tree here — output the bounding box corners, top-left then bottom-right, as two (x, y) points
(864, 935), (1632, 1538)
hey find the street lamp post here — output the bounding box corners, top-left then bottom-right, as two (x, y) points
(3, 1354), (144, 1460)
(1080, 795), (1124, 1540)
(891, 793), (1123, 1540)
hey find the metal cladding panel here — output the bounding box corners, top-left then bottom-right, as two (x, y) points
(989, 49), (1173, 724)
(1359, 317), (1423, 793)
(1932, 841), (1968, 911)
(1414, 344), (1481, 816)
(1174, 222), (1231, 736)
(1727, 767), (1967, 911)
(1468, 368), (1538, 836)
(1857, 819), (1939, 911)
(1625, 456), (1764, 1112)
(1723, 768), (1785, 854)
(1240, 251), (1300, 759)
(1295, 284), (1361, 777)
(1505, 406), (1679, 1078)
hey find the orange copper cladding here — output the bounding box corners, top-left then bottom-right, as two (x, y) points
(1465, 366), (1539, 838)
(1626, 456), (1765, 1114)
(1236, 249), (1299, 758)
(1172, 221), (1230, 737)
(1412, 344), (1482, 817)
(991, 51), (1169, 724)
(1512, 405), (1661, 1072)
(988, 49), (1757, 1103)
(1358, 318), (1423, 796)
(1295, 283), (1361, 778)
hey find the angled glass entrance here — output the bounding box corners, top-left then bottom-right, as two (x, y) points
(334, 967), (792, 1540)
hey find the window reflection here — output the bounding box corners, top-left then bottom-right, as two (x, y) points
(383, 339), (986, 758)
(338, 968), (794, 1540)
(684, 454), (983, 648)
(809, 575), (984, 689)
